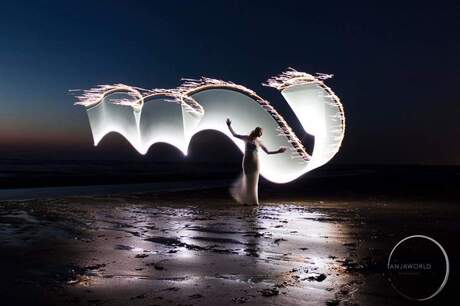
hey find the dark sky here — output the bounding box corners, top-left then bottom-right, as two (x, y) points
(0, 1), (458, 164)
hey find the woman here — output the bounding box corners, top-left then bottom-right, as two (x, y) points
(226, 118), (287, 205)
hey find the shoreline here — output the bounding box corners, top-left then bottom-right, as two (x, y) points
(1, 189), (458, 305)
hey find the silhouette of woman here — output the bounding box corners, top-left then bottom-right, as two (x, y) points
(226, 118), (286, 205)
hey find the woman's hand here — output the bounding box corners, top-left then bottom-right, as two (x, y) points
(226, 118), (231, 126)
(278, 146), (287, 153)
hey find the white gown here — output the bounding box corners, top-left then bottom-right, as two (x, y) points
(231, 139), (260, 205)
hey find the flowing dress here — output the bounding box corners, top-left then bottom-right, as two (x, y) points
(231, 139), (260, 205)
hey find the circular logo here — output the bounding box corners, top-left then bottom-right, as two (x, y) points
(387, 235), (449, 301)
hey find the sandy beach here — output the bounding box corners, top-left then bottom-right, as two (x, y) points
(1, 183), (458, 306)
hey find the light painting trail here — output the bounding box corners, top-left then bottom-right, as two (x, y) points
(73, 69), (345, 183)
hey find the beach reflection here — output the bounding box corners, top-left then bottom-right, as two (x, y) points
(1, 199), (356, 305)
(79, 202), (351, 295)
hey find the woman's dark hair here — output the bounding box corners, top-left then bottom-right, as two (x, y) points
(250, 127), (263, 138)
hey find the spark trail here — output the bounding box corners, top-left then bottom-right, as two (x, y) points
(73, 68), (345, 183)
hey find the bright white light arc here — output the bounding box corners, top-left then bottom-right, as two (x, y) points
(74, 69), (345, 183)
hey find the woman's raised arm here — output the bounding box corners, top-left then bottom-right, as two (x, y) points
(226, 118), (246, 140)
(260, 143), (287, 155)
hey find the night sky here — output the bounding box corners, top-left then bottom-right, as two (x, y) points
(0, 1), (458, 164)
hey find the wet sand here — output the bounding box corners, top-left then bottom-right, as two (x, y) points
(0, 188), (458, 305)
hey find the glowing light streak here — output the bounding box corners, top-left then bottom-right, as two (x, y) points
(73, 69), (345, 183)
